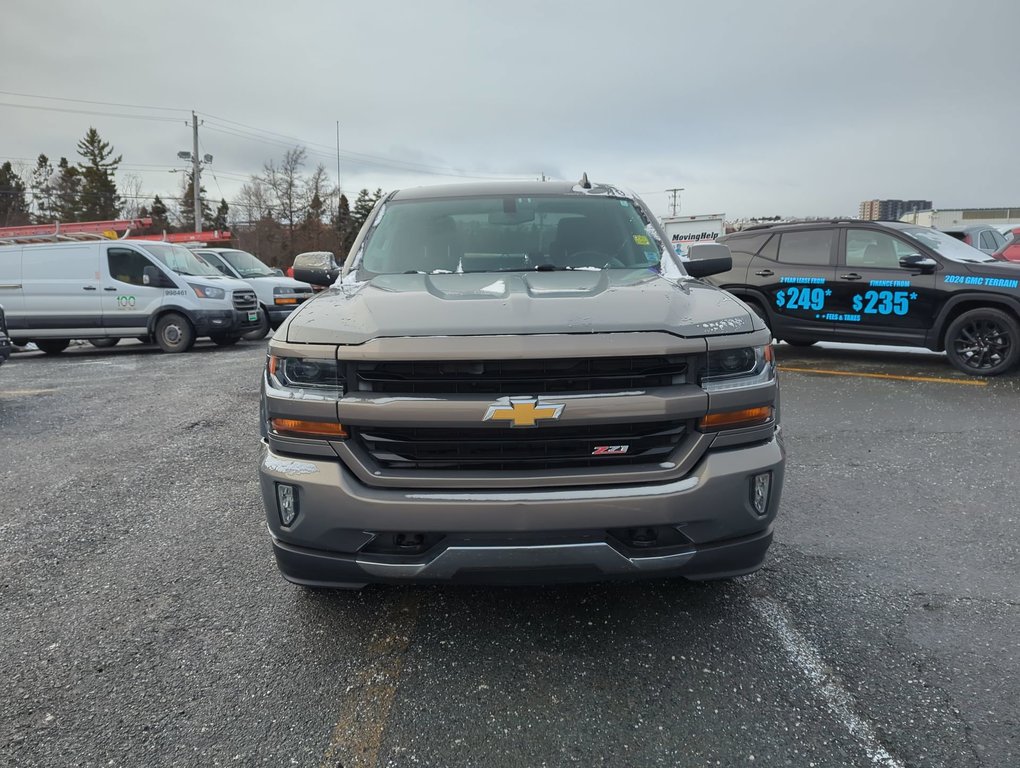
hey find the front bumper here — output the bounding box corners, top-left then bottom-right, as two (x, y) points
(258, 434), (785, 586)
(267, 304), (302, 327)
(190, 309), (261, 337)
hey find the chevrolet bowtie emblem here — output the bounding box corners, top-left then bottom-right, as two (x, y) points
(483, 397), (565, 427)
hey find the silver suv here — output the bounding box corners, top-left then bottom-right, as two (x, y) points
(258, 180), (785, 588)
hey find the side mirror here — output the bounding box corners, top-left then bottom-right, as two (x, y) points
(899, 253), (937, 274)
(293, 266), (340, 287)
(142, 265), (158, 286)
(684, 243), (733, 278)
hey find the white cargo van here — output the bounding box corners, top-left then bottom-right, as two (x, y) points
(0, 238), (259, 353)
(192, 248), (313, 339)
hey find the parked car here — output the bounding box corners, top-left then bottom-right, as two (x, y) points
(261, 179), (784, 589)
(939, 225), (1008, 255)
(715, 220), (1020, 375)
(993, 237), (1020, 263)
(0, 304), (11, 366)
(192, 248), (314, 339)
(0, 237), (259, 353)
(290, 251), (339, 291)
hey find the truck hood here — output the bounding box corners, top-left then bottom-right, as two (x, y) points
(249, 276), (312, 291)
(186, 274), (252, 292)
(284, 269), (757, 345)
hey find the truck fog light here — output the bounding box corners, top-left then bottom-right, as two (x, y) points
(750, 472), (771, 516)
(276, 483), (298, 526)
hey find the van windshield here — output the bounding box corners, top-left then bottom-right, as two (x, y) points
(144, 244), (222, 276)
(357, 195), (667, 275)
(218, 249), (276, 278)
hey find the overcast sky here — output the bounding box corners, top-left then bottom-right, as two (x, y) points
(2, 0), (1018, 219)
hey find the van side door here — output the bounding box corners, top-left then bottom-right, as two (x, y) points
(102, 245), (169, 334)
(0, 245), (25, 332)
(21, 244), (102, 334)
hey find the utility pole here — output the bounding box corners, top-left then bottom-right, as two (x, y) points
(192, 112), (201, 233)
(336, 121), (342, 213)
(666, 187), (684, 217)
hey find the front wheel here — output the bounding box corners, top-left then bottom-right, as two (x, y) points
(154, 312), (196, 353)
(945, 308), (1020, 376)
(89, 338), (120, 348)
(210, 335), (241, 347)
(36, 339), (70, 355)
(242, 309), (271, 341)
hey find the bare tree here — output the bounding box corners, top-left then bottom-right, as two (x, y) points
(234, 176), (273, 225)
(119, 174), (145, 219)
(263, 146), (307, 255)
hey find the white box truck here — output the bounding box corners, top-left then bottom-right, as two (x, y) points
(661, 214), (726, 259)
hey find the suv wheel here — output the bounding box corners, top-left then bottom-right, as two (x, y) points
(945, 308), (1020, 376)
(36, 339), (70, 355)
(155, 312), (196, 353)
(784, 339), (818, 347)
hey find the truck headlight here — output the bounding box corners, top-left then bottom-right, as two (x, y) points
(189, 283), (226, 300)
(700, 344), (775, 392)
(268, 355), (344, 395)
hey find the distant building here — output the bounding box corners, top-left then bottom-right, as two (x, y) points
(858, 199), (932, 221)
(898, 207), (1020, 228)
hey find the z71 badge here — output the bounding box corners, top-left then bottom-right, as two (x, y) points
(592, 445), (629, 455)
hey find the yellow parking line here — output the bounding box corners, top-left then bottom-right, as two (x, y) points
(320, 591), (422, 768)
(0, 388), (59, 397)
(778, 366), (987, 386)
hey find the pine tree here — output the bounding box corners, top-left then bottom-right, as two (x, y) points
(210, 198), (229, 230)
(149, 194), (171, 232)
(76, 127), (122, 219)
(30, 154), (56, 224)
(52, 158), (83, 222)
(0, 161), (30, 226)
(335, 193), (354, 253)
(179, 171), (213, 230)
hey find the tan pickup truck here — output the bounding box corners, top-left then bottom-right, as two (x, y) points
(259, 179), (784, 588)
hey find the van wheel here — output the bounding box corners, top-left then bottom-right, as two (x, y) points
(210, 335), (241, 347)
(155, 313), (196, 353)
(784, 339), (818, 347)
(35, 339), (70, 355)
(89, 338), (120, 348)
(945, 308), (1020, 376)
(242, 309), (271, 341)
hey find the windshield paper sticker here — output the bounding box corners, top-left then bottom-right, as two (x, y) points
(944, 275), (1019, 288)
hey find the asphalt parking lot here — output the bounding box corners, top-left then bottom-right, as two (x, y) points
(1, 340), (1017, 768)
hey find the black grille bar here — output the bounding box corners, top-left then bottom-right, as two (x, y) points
(355, 356), (688, 395)
(355, 420), (687, 471)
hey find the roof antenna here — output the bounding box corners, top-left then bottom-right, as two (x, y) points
(578, 172), (592, 190)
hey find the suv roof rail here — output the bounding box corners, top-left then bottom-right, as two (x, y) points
(739, 218), (863, 232)
(0, 232), (110, 246)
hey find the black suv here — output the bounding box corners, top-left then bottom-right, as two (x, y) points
(0, 305), (11, 367)
(712, 220), (1020, 376)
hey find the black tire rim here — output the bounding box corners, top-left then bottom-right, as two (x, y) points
(953, 318), (1012, 370)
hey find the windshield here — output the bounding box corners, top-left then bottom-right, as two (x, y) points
(143, 243), (222, 276)
(357, 195), (668, 275)
(901, 228), (997, 263)
(218, 249), (276, 278)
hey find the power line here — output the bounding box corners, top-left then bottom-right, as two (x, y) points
(0, 89), (189, 113)
(0, 101), (182, 123)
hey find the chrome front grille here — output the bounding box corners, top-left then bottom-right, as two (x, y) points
(232, 290), (258, 311)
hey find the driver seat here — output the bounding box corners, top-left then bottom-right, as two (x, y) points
(548, 216), (606, 268)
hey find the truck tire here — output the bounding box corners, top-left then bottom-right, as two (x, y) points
(243, 308), (271, 341)
(210, 334), (241, 347)
(945, 307), (1020, 376)
(89, 338), (120, 348)
(36, 339), (70, 355)
(154, 312), (196, 353)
